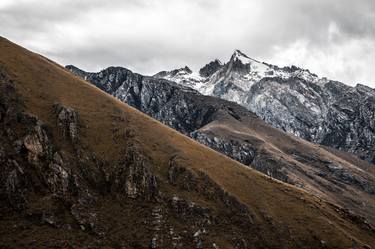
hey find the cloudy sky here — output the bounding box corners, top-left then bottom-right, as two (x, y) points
(1, 0), (375, 87)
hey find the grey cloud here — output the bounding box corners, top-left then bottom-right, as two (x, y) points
(0, 0), (374, 86)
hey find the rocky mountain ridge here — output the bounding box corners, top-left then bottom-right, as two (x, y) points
(154, 50), (375, 163)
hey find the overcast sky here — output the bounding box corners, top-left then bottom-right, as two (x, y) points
(1, 0), (375, 87)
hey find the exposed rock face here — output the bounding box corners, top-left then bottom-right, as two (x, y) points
(155, 66), (193, 78)
(152, 66), (205, 89)
(22, 118), (52, 164)
(199, 59), (222, 78)
(66, 65), (375, 226)
(112, 145), (159, 199)
(168, 157), (256, 223)
(46, 152), (70, 195)
(191, 131), (256, 166)
(3, 159), (27, 210)
(166, 158), (259, 247)
(53, 103), (80, 143)
(245, 78), (375, 164)
(152, 50), (375, 164)
(326, 163), (375, 194)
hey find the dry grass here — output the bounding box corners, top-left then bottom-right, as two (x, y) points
(200, 110), (375, 225)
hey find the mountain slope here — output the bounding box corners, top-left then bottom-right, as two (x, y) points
(154, 50), (375, 164)
(1, 37), (375, 248)
(67, 65), (375, 227)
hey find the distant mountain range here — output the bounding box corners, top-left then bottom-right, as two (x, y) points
(153, 49), (375, 164)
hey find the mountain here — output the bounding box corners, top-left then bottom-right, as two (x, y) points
(2, 37), (375, 248)
(66, 64), (375, 226)
(154, 50), (375, 164)
(153, 66), (206, 89)
(5, 37), (375, 249)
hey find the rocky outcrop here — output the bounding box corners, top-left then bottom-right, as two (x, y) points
(191, 131), (256, 166)
(189, 131), (299, 189)
(2, 159), (27, 210)
(166, 157), (260, 247)
(53, 103), (80, 143)
(199, 59), (222, 78)
(325, 163), (375, 194)
(112, 145), (159, 199)
(168, 157), (256, 223)
(155, 66), (193, 79)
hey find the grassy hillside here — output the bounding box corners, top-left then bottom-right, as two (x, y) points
(0, 37), (374, 248)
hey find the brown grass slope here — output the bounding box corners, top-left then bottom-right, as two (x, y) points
(196, 108), (375, 225)
(0, 37), (374, 248)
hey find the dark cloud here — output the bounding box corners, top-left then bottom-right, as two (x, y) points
(1, 0), (374, 86)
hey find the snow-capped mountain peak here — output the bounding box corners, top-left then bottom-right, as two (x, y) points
(154, 49), (325, 100)
(153, 65), (205, 88)
(231, 49), (259, 65)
